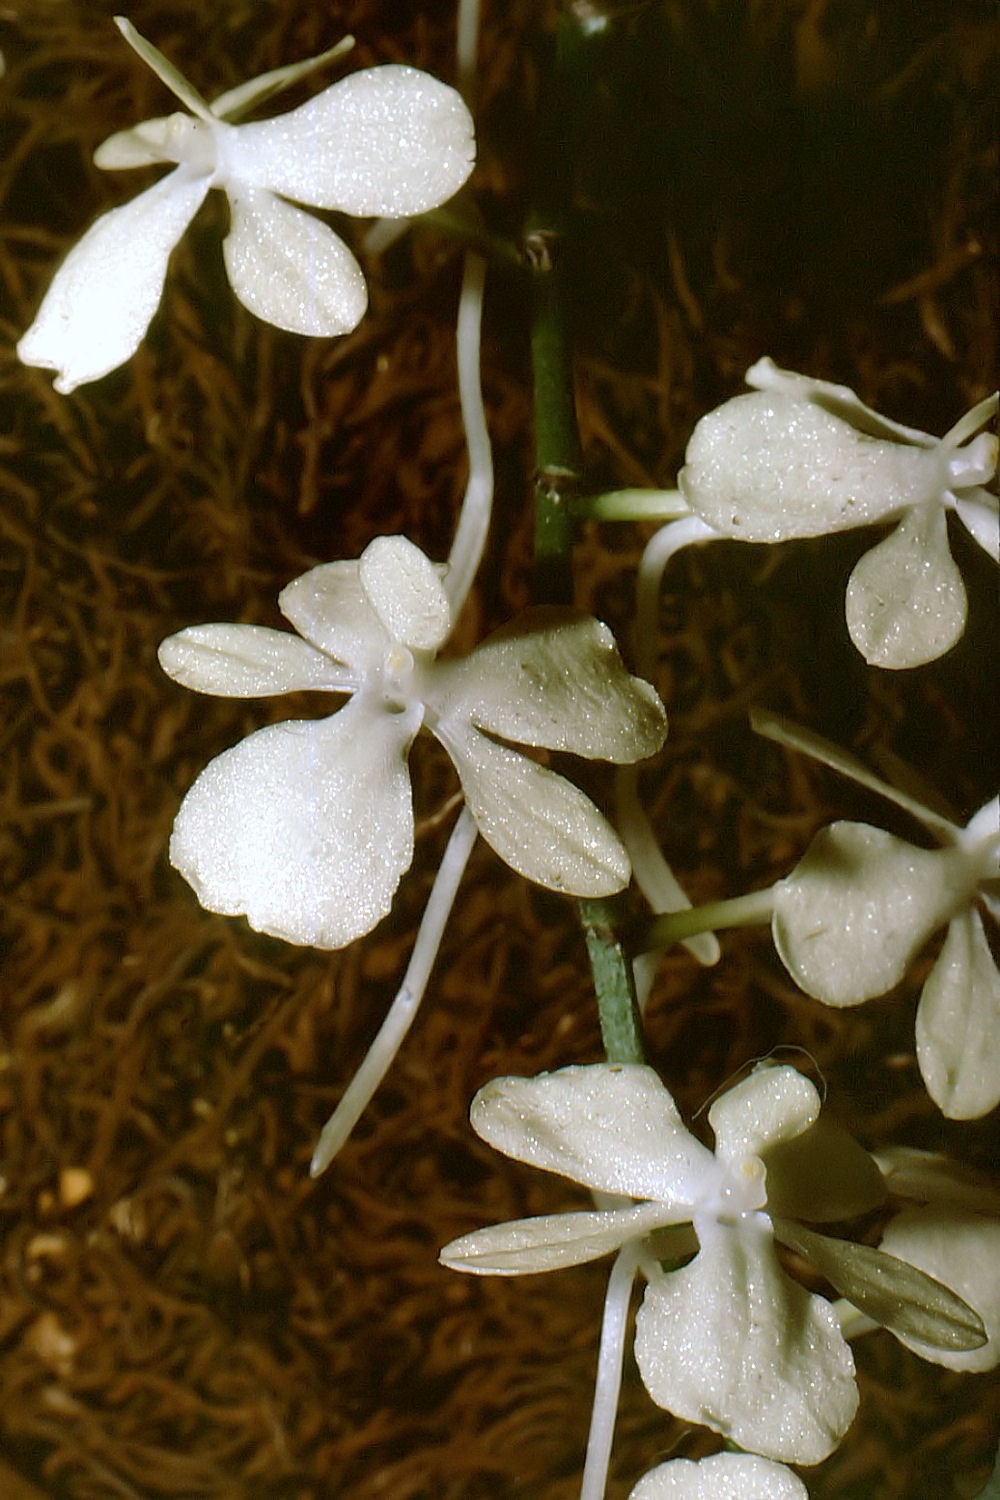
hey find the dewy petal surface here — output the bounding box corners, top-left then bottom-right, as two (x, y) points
(439, 722), (631, 896)
(17, 168), (209, 392)
(439, 1202), (682, 1275)
(279, 561), (388, 676)
(679, 392), (937, 541)
(158, 623), (355, 697)
(772, 823), (975, 1005)
(468, 1064), (715, 1204)
(222, 64), (475, 216)
(879, 1208), (1000, 1372)
(634, 1218), (858, 1464)
(169, 696), (416, 948)
(359, 535), (451, 652)
(915, 909), (1000, 1119)
(432, 607), (667, 759)
(628, 1453), (809, 1500)
(223, 186), (368, 336)
(845, 505), (967, 668)
(707, 1064), (820, 1164)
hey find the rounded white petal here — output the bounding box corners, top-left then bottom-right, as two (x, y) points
(707, 1065), (820, 1166)
(915, 909), (1000, 1119)
(845, 506), (967, 669)
(17, 168), (209, 392)
(628, 1453), (809, 1500)
(439, 1202), (683, 1275)
(438, 722), (631, 896)
(772, 823), (976, 1006)
(223, 186), (368, 336)
(169, 698), (416, 948)
(278, 561), (387, 675)
(679, 392), (940, 541)
(879, 1208), (1000, 1372)
(220, 64), (475, 216)
(158, 623), (352, 696)
(431, 606), (667, 760)
(359, 535), (451, 651)
(468, 1064), (716, 1204)
(634, 1220), (857, 1464)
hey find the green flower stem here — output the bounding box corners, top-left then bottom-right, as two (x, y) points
(571, 488), (693, 524)
(527, 8), (588, 607)
(635, 886), (776, 955)
(527, 6), (643, 1064)
(580, 899), (646, 1065)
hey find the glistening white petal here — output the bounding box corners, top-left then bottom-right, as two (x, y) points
(18, 169), (209, 392)
(634, 1217), (857, 1463)
(438, 721), (631, 896)
(221, 64), (475, 216)
(223, 187), (368, 336)
(169, 697), (418, 948)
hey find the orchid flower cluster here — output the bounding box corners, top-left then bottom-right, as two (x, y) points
(13, 8), (999, 1499)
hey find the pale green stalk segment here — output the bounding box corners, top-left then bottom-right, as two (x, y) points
(637, 887), (776, 954)
(572, 489), (693, 524)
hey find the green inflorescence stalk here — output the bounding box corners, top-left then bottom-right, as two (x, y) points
(527, 4), (644, 1068)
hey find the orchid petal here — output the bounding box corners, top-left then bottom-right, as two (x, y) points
(763, 1117), (886, 1222)
(439, 1202), (683, 1275)
(845, 506), (967, 668)
(707, 1064), (820, 1164)
(873, 1147), (1000, 1215)
(223, 186), (368, 337)
(879, 1208), (1000, 1372)
(168, 696), (417, 948)
(915, 909), (1000, 1119)
(158, 623), (354, 697)
(750, 706), (958, 843)
(634, 1218), (857, 1463)
(468, 1064), (715, 1204)
(952, 488), (1000, 560)
(438, 723), (631, 896)
(628, 1453), (809, 1500)
(359, 535), (452, 652)
(17, 169), (209, 392)
(774, 1219), (985, 1353)
(95, 113), (209, 170)
(772, 823), (975, 1005)
(679, 392), (937, 541)
(278, 561), (387, 676)
(745, 357), (936, 447)
(433, 607), (667, 759)
(222, 64), (475, 216)
(209, 36), (355, 122)
(113, 17), (213, 120)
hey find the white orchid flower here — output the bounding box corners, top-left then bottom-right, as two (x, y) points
(677, 358), (998, 668)
(753, 715), (1000, 1120)
(17, 18), (475, 392)
(158, 535), (666, 950)
(628, 1453), (809, 1500)
(441, 1061), (900, 1465)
